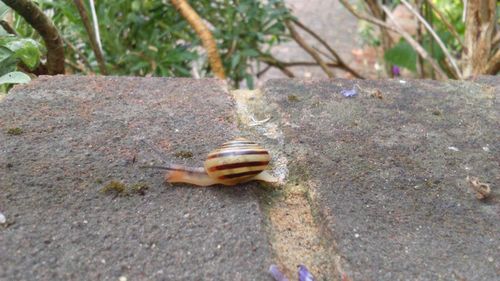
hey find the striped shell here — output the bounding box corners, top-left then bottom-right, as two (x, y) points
(204, 138), (271, 184)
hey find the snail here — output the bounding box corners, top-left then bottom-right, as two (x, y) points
(141, 138), (277, 186)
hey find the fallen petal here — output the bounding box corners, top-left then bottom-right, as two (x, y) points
(341, 87), (357, 98)
(269, 264), (289, 281)
(298, 264), (315, 281)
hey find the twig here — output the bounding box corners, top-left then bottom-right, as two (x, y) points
(88, 0), (103, 54)
(339, 0), (399, 33)
(257, 55), (295, 77)
(285, 20), (334, 78)
(63, 38), (93, 72)
(401, 0), (462, 79)
(292, 19), (364, 79)
(425, 0), (465, 48)
(65, 58), (88, 73)
(73, 0), (107, 74)
(171, 0), (226, 79)
(363, 0), (393, 76)
(0, 20), (17, 35)
(3, 0), (65, 74)
(340, 0), (448, 79)
(416, 2), (425, 78)
(381, 5), (448, 80)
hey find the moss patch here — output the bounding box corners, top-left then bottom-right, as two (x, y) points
(6, 127), (23, 135)
(101, 181), (149, 196)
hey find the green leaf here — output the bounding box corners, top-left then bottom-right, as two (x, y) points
(230, 53), (241, 71)
(0, 45), (14, 61)
(0, 46), (17, 75)
(0, 2), (9, 20)
(245, 74), (254, 89)
(4, 38), (41, 68)
(384, 40), (417, 72)
(241, 49), (259, 57)
(0, 71), (31, 85)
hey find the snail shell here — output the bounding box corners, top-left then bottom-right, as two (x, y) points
(164, 138), (277, 186)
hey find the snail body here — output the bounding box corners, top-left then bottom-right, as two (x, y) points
(146, 138), (277, 186)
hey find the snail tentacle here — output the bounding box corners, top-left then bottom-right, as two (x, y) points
(164, 166), (218, 187)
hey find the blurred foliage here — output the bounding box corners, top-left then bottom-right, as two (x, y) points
(0, 0), (291, 89)
(360, 0), (467, 75)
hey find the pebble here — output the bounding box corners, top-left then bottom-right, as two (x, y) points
(0, 212), (6, 224)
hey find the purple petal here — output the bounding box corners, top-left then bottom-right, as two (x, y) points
(341, 87), (357, 98)
(392, 65), (401, 77)
(269, 264), (289, 281)
(298, 265), (315, 281)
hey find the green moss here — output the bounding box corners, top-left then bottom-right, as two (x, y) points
(7, 127), (23, 135)
(130, 182), (149, 195)
(101, 181), (127, 195)
(288, 95), (299, 102)
(432, 109), (442, 116)
(100, 180), (149, 196)
(175, 150), (193, 159)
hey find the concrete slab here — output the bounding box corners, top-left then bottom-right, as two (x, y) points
(0, 76), (272, 280)
(261, 78), (499, 280)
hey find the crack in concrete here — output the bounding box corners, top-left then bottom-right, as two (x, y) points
(231, 89), (341, 280)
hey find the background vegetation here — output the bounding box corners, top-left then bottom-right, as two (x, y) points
(1, 0), (499, 93)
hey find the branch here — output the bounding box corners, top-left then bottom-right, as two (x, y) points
(63, 38), (93, 72)
(170, 0), (225, 79)
(424, 0), (465, 48)
(291, 19), (364, 79)
(285, 20), (334, 78)
(339, 0), (399, 33)
(364, 0), (393, 76)
(2, 0), (65, 74)
(485, 49), (500, 74)
(257, 56), (295, 77)
(0, 20), (17, 35)
(401, 0), (462, 79)
(381, 5), (448, 80)
(73, 0), (107, 74)
(463, 0), (497, 77)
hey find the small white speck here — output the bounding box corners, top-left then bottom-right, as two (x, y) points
(119, 276), (127, 281)
(184, 213), (190, 218)
(354, 233), (360, 238)
(101, 259), (106, 264)
(447, 146), (459, 151)
(399, 80), (407, 84)
(487, 257), (494, 262)
(217, 244), (221, 249)
(83, 220), (88, 224)
(482, 146), (490, 152)
(0, 212), (6, 224)
(175, 129), (179, 132)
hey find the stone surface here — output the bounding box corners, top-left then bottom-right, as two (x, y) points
(1, 76), (499, 281)
(0, 76), (272, 280)
(261, 78), (499, 280)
